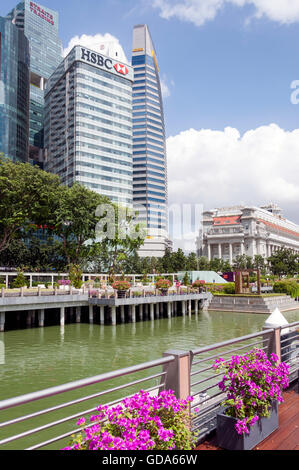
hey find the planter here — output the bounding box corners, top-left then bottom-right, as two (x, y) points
(117, 290), (127, 298)
(216, 402), (278, 450)
(59, 285), (70, 291)
(161, 288), (168, 296)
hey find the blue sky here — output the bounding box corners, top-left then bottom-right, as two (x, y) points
(2, 0), (299, 247)
(2, 0), (299, 137)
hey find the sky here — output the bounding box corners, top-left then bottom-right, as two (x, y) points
(1, 0), (299, 250)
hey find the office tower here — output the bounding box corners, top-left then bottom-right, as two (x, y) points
(132, 24), (170, 257)
(44, 45), (134, 206)
(6, 0), (63, 166)
(0, 16), (30, 162)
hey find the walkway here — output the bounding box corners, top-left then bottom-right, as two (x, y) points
(196, 388), (299, 451)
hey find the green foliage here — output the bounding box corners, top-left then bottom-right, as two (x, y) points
(11, 271), (28, 288)
(222, 282), (235, 294)
(182, 272), (190, 286)
(268, 248), (299, 278)
(68, 264), (83, 289)
(273, 279), (299, 298)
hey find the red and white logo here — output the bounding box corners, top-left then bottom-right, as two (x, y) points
(114, 63), (129, 75)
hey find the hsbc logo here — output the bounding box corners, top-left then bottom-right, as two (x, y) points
(114, 63), (129, 75)
(79, 48), (131, 80)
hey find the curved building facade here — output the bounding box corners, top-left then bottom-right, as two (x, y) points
(132, 24), (170, 257)
(0, 16), (30, 162)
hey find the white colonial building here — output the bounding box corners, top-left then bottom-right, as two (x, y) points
(197, 203), (299, 264)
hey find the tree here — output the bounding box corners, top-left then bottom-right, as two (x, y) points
(0, 157), (61, 253)
(52, 183), (111, 266)
(267, 247), (299, 278)
(95, 203), (146, 276)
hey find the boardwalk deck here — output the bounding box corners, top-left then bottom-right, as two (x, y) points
(196, 388), (299, 451)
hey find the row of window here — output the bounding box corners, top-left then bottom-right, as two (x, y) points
(76, 111), (132, 132)
(76, 72), (131, 97)
(77, 121), (131, 141)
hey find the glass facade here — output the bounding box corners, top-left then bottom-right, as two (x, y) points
(6, 0), (62, 165)
(131, 25), (169, 256)
(44, 46), (134, 206)
(0, 16), (30, 162)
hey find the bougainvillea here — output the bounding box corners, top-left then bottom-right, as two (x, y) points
(213, 348), (289, 435)
(62, 390), (194, 450)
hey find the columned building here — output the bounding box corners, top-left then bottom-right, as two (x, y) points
(0, 16), (30, 162)
(6, 0), (63, 167)
(197, 204), (299, 264)
(131, 24), (170, 257)
(44, 45), (134, 206)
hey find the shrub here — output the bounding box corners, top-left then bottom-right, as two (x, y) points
(11, 271), (28, 288)
(62, 390), (194, 450)
(273, 279), (299, 298)
(69, 264), (83, 289)
(155, 278), (172, 289)
(192, 280), (205, 288)
(213, 348), (289, 435)
(112, 280), (131, 291)
(222, 282), (235, 294)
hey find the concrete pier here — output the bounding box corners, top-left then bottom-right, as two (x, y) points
(60, 307), (65, 326)
(149, 303), (154, 321)
(100, 306), (105, 325)
(131, 305), (136, 323)
(120, 305), (125, 323)
(75, 307), (81, 323)
(38, 309), (45, 327)
(89, 305), (94, 324)
(111, 307), (116, 326)
(0, 289), (210, 330)
(0, 312), (5, 332)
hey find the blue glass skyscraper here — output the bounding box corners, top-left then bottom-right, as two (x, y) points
(6, 0), (62, 165)
(0, 16), (30, 162)
(132, 24), (170, 257)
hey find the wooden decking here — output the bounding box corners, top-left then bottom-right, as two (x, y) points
(196, 388), (299, 451)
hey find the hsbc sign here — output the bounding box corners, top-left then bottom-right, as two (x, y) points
(113, 63), (129, 75)
(79, 47), (132, 81)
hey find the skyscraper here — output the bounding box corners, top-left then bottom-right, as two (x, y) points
(44, 45), (134, 206)
(131, 24), (170, 257)
(0, 16), (30, 162)
(6, 0), (63, 166)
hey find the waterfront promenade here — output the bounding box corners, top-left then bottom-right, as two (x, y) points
(0, 285), (211, 330)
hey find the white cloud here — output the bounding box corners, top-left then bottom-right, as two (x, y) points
(63, 33), (128, 64)
(160, 75), (173, 98)
(167, 123), (299, 249)
(153, 0), (299, 27)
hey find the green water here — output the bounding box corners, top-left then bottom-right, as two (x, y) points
(0, 309), (298, 449)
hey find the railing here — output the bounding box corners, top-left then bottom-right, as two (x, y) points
(0, 356), (175, 450)
(0, 286), (208, 300)
(189, 322), (299, 443)
(1, 323), (298, 450)
(189, 329), (274, 442)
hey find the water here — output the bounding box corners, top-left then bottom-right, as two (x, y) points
(1, 308), (298, 449)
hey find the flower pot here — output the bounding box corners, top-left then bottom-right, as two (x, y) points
(216, 402), (278, 450)
(161, 288), (168, 296)
(117, 290), (127, 298)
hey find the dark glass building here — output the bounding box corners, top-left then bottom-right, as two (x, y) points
(6, 0), (63, 166)
(0, 16), (30, 162)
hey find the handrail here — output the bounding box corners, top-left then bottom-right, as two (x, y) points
(0, 355), (174, 412)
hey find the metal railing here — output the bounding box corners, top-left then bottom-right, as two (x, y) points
(1, 323), (298, 450)
(189, 329), (274, 441)
(189, 323), (299, 443)
(0, 355), (174, 450)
